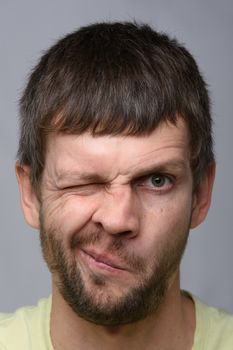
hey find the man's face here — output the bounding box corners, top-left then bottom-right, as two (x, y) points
(20, 119), (208, 325)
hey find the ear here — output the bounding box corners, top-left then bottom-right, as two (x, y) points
(15, 161), (40, 229)
(190, 162), (216, 229)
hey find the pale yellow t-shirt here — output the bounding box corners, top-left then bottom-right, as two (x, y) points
(0, 294), (233, 349)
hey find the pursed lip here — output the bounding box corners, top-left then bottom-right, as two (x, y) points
(81, 248), (127, 271)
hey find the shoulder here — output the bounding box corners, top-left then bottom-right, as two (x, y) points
(0, 297), (52, 350)
(192, 294), (233, 350)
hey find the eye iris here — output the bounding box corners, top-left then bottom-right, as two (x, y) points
(151, 175), (165, 187)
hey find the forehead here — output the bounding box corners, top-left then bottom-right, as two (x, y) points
(45, 119), (190, 177)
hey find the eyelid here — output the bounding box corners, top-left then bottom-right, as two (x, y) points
(59, 182), (106, 197)
(61, 182), (104, 189)
(134, 172), (173, 183)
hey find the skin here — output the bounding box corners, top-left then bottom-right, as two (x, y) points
(16, 118), (215, 350)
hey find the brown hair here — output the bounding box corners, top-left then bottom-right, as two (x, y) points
(18, 22), (214, 188)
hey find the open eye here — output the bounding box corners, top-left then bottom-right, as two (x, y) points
(137, 174), (173, 192)
(150, 174), (171, 188)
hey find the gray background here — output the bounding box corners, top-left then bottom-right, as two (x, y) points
(0, 0), (233, 313)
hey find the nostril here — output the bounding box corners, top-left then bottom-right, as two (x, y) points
(115, 231), (134, 239)
(95, 222), (103, 230)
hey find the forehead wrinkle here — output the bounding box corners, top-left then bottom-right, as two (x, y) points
(50, 145), (190, 187)
(44, 120), (190, 185)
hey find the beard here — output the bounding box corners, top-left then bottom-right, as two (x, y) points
(39, 210), (190, 326)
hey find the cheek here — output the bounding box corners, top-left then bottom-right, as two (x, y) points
(42, 195), (97, 239)
(137, 190), (193, 252)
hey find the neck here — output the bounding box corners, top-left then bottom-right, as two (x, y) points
(50, 274), (195, 350)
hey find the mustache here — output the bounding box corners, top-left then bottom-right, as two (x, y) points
(71, 230), (101, 248)
(70, 229), (146, 273)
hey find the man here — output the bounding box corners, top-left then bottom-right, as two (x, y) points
(0, 21), (232, 350)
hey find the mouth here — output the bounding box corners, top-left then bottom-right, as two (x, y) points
(79, 248), (127, 274)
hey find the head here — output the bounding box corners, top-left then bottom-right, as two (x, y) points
(16, 22), (215, 326)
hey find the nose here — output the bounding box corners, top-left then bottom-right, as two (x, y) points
(91, 184), (140, 238)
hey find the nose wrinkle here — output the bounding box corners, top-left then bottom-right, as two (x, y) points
(105, 182), (129, 196)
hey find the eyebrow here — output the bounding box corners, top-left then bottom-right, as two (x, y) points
(55, 159), (188, 185)
(55, 172), (107, 185)
(128, 159), (188, 179)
